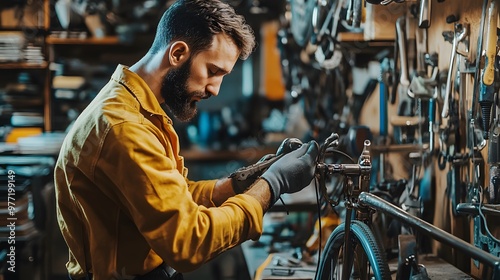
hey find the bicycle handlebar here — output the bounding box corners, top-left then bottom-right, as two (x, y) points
(318, 162), (371, 177)
(316, 134), (372, 196)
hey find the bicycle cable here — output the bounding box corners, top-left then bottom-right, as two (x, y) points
(312, 146), (356, 278)
(325, 149), (356, 164)
(314, 176), (322, 279)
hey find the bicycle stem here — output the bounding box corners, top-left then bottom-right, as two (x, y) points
(315, 134), (372, 207)
(358, 140), (372, 193)
(316, 139), (372, 193)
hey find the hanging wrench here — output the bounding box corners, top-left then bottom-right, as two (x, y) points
(396, 16), (412, 117)
(348, 0), (363, 30)
(441, 23), (469, 119)
(418, 0), (431, 28)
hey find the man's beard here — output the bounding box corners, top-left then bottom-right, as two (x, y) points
(161, 58), (204, 122)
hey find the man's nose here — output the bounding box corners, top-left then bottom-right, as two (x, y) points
(206, 77), (223, 96)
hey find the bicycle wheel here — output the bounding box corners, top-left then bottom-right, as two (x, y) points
(315, 220), (391, 280)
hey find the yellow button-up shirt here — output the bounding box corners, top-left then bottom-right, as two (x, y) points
(54, 65), (264, 279)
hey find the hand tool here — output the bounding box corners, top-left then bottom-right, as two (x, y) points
(479, 0), (498, 140)
(441, 23), (469, 119)
(489, 135), (500, 203)
(427, 53), (440, 154)
(407, 56), (438, 99)
(228, 138), (303, 181)
(395, 16), (413, 117)
(349, 0), (363, 29)
(379, 57), (391, 139)
(418, 0), (431, 28)
(429, 95), (436, 151)
(470, 0), (490, 147)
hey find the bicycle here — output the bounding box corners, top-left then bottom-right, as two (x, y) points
(312, 132), (500, 280)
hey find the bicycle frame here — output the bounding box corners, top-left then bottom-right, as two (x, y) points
(316, 132), (500, 279)
(358, 192), (500, 279)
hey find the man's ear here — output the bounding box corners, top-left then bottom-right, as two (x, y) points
(168, 41), (190, 66)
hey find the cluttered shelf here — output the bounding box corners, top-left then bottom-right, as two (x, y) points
(0, 61), (48, 69)
(181, 145), (277, 162)
(46, 35), (121, 45)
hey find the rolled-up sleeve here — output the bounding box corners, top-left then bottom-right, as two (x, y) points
(96, 122), (263, 272)
(186, 179), (217, 208)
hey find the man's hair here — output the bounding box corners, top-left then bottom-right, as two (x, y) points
(150, 0), (255, 59)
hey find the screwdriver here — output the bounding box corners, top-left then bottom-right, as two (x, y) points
(479, 0), (498, 140)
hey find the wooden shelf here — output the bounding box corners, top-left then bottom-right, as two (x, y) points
(0, 61), (48, 69)
(336, 32), (394, 48)
(337, 31), (365, 42)
(182, 146), (277, 162)
(46, 36), (121, 45)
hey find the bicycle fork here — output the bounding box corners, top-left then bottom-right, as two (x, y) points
(343, 140), (373, 279)
(342, 180), (375, 280)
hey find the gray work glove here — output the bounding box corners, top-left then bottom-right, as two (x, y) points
(260, 140), (319, 204)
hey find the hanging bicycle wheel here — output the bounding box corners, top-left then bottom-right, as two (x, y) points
(315, 220), (391, 280)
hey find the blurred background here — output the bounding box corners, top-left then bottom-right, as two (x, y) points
(0, 0), (497, 279)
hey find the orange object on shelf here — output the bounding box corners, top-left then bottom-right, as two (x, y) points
(5, 127), (43, 143)
(260, 20), (286, 101)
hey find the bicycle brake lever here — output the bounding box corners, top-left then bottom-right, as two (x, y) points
(229, 138), (303, 181)
(276, 137), (303, 156)
(317, 133), (340, 164)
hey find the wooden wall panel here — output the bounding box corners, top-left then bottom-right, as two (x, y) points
(360, 1), (498, 277)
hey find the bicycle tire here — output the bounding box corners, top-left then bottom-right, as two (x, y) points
(315, 220), (391, 280)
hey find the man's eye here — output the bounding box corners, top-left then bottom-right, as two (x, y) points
(209, 69), (217, 75)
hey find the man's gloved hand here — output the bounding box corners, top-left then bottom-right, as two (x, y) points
(260, 140), (319, 204)
(231, 153), (275, 194)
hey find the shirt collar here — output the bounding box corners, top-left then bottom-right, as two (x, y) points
(111, 64), (172, 122)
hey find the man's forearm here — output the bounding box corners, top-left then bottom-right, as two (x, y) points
(244, 179), (271, 212)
